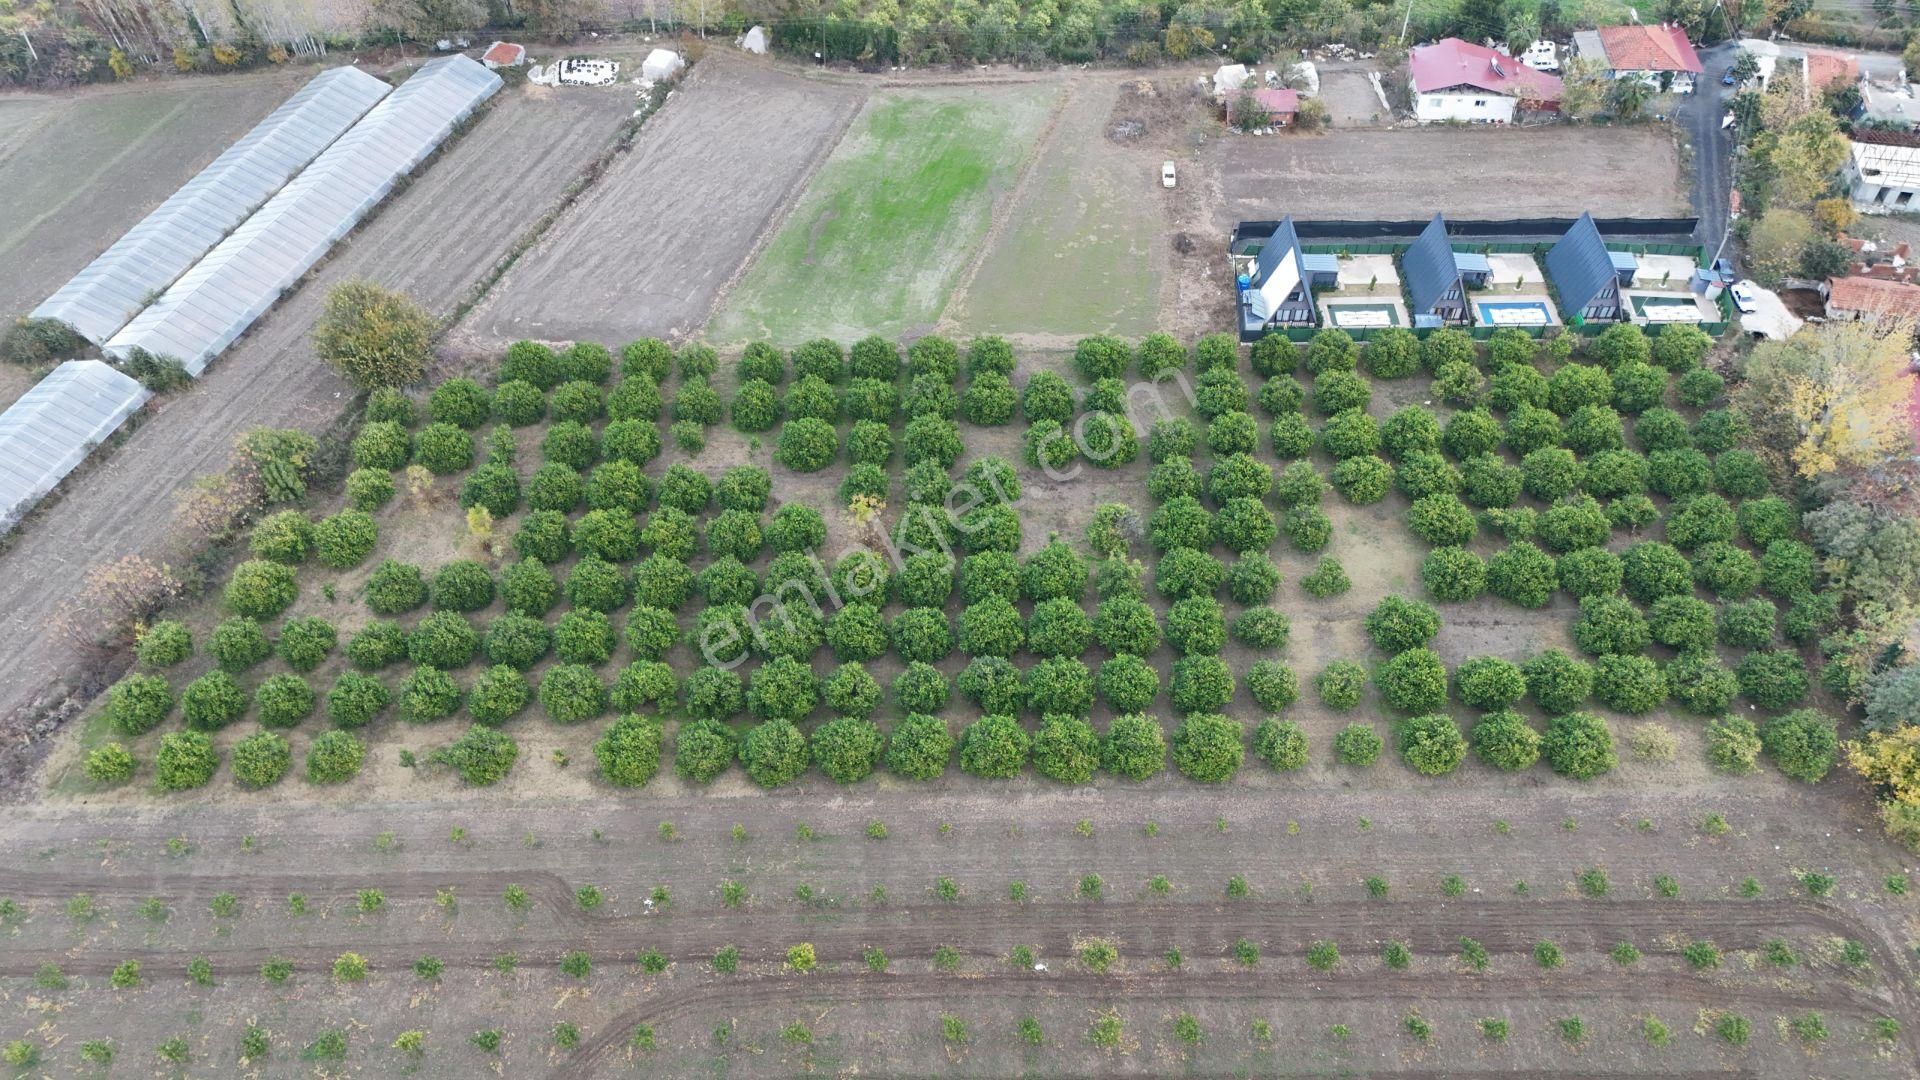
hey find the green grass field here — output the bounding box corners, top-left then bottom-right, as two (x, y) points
(951, 83), (1162, 337)
(0, 93), (196, 253)
(712, 85), (1057, 344)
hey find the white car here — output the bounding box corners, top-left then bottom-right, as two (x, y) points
(1161, 161), (1177, 189)
(1729, 280), (1758, 314)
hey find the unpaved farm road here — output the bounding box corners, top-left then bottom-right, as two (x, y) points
(0, 83), (636, 734)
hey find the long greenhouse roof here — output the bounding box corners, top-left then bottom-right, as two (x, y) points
(104, 56), (501, 375)
(0, 361), (151, 533)
(32, 67), (392, 346)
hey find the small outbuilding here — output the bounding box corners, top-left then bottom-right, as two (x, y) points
(481, 42), (525, 68)
(642, 48), (685, 83)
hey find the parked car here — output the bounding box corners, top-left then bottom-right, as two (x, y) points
(1161, 161), (1177, 189)
(1729, 280), (1758, 314)
(1722, 71), (1737, 86)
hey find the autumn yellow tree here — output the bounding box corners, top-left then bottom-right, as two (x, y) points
(313, 280), (435, 390)
(1848, 726), (1920, 848)
(1742, 208), (1814, 287)
(1768, 113), (1851, 206)
(1733, 316), (1915, 479)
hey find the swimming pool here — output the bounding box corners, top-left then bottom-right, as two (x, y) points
(1325, 303), (1400, 328)
(1630, 294), (1705, 322)
(1476, 301), (1552, 326)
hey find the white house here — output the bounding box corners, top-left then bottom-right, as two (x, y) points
(1847, 129), (1920, 212)
(1573, 23), (1703, 94)
(1409, 38), (1563, 124)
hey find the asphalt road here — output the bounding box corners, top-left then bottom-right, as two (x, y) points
(1683, 41), (1739, 266)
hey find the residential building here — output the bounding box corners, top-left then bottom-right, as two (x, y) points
(1574, 24), (1703, 94)
(1825, 275), (1920, 320)
(1240, 216), (1317, 331)
(1402, 214), (1468, 325)
(1848, 129), (1920, 212)
(1545, 212), (1624, 323)
(1249, 88), (1300, 127)
(1858, 77), (1920, 126)
(1408, 38), (1563, 123)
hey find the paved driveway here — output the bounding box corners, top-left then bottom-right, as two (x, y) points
(1682, 42), (1740, 264)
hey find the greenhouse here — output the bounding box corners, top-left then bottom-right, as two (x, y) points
(105, 55), (501, 375)
(0, 361), (151, 533)
(32, 66), (392, 346)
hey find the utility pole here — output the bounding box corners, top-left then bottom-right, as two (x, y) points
(1400, 0), (1414, 44)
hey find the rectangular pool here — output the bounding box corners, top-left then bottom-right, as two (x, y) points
(1325, 303), (1400, 328)
(1630, 294), (1705, 322)
(1476, 300), (1551, 326)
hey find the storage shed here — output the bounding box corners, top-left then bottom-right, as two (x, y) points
(0, 361), (151, 533)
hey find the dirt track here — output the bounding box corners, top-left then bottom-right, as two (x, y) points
(459, 54), (865, 347)
(0, 83), (637, 735)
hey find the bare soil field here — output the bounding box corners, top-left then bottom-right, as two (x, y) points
(1211, 126), (1689, 229)
(1, 785), (1913, 1076)
(0, 67), (318, 324)
(460, 56), (866, 349)
(1317, 65), (1392, 128)
(0, 81), (638, 732)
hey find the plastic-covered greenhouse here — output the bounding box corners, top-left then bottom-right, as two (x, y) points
(105, 56), (502, 375)
(0, 361), (151, 533)
(32, 67), (392, 346)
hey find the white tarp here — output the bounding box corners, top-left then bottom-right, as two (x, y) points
(0, 360), (151, 533)
(1213, 64), (1250, 100)
(105, 56), (501, 375)
(1249, 253), (1300, 322)
(642, 49), (685, 82)
(31, 67), (391, 346)
(739, 26), (768, 54)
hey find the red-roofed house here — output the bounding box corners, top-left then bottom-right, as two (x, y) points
(1410, 38), (1564, 124)
(1574, 23), (1704, 94)
(1824, 275), (1920, 321)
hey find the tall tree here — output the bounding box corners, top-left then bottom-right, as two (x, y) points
(313, 281), (435, 391)
(1733, 318), (1916, 480)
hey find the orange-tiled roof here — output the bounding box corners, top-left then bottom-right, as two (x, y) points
(1828, 275), (1920, 317)
(1804, 49), (1859, 91)
(1596, 24), (1703, 73)
(482, 42), (524, 65)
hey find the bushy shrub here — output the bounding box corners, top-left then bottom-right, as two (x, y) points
(1486, 541), (1557, 608)
(561, 555), (626, 613)
(1246, 660), (1299, 711)
(1562, 404), (1624, 455)
(327, 674), (390, 734)
(1541, 711), (1615, 779)
(1032, 714), (1100, 784)
(1334, 722), (1383, 765)
(1443, 408), (1503, 460)
(352, 420), (411, 471)
(1667, 648), (1738, 716)
(1556, 547), (1622, 599)
(1648, 594), (1717, 650)
(1737, 649), (1809, 708)
(137, 620), (193, 668)
(1607, 494), (1659, 530)
(526, 462), (584, 513)
(1283, 506), (1332, 551)
(432, 724), (517, 786)
(887, 713), (953, 779)
(1454, 656), (1526, 710)
(1165, 595), (1225, 656)
(228, 730), (292, 790)
(1717, 598), (1776, 648)
(1647, 448), (1713, 498)
(1154, 548), (1226, 599)
(774, 418), (837, 472)
(1692, 408), (1748, 452)
(1712, 449), (1769, 499)
(1365, 595), (1441, 653)
(1691, 541), (1760, 598)
(412, 422), (474, 475)
(84, 742), (137, 785)
(1097, 654), (1159, 712)
(1253, 717), (1308, 771)
(1488, 361), (1549, 411)
(103, 673), (173, 738)
(1310, 369), (1370, 416)
(226, 560), (297, 619)
(1433, 360), (1486, 406)
(1320, 408), (1380, 459)
(312, 509), (378, 569)
(1582, 449), (1647, 499)
(1593, 654), (1667, 714)
(1269, 413), (1316, 458)
(1539, 496), (1609, 553)
(1651, 323), (1710, 371)
(609, 661), (676, 713)
(345, 467), (396, 511)
(1233, 607), (1291, 649)
(1395, 450), (1461, 499)
(405, 611), (478, 670)
(1317, 660), (1367, 709)
(1420, 327), (1475, 373)
(1025, 656), (1095, 716)
(345, 620), (408, 671)
(730, 379), (780, 432)
(182, 671), (247, 731)
(429, 561), (495, 613)
(155, 731), (218, 790)
(1095, 713), (1163, 779)
(1408, 494), (1476, 547)
(1301, 556), (1351, 598)
(594, 714), (663, 787)
(681, 668), (745, 722)
(553, 610), (616, 665)
(1257, 375), (1306, 417)
(1329, 455), (1392, 505)
(1503, 403), (1563, 456)
(1472, 710), (1540, 770)
(1520, 448), (1584, 500)
(1666, 493), (1736, 551)
(821, 662), (882, 718)
(1195, 367), (1249, 419)
(1760, 539), (1816, 597)
(539, 664), (607, 724)
(747, 655), (817, 721)
(891, 606), (954, 664)
(1523, 649), (1591, 715)
(742, 718), (811, 787)
(467, 664), (530, 724)
(399, 666), (461, 723)
(1736, 496), (1797, 549)
(1609, 360), (1667, 414)
(893, 662), (952, 714)
(1762, 709), (1839, 782)
(805, 715), (881, 784)
(1547, 363), (1613, 415)
(1572, 594), (1649, 656)
(248, 509), (313, 565)
(1621, 542), (1693, 603)
(255, 674), (315, 729)
(675, 717), (738, 782)
(1377, 649), (1448, 712)
(210, 616), (272, 672)
(959, 714), (1031, 778)
(633, 554), (695, 611)
(826, 603), (888, 661)
(1365, 328), (1421, 378)
(1172, 713), (1243, 781)
(1397, 714), (1466, 775)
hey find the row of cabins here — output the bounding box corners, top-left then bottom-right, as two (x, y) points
(1409, 26), (1704, 124)
(1237, 213), (1721, 339)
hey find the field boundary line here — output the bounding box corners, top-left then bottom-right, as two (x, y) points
(937, 73), (1077, 336)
